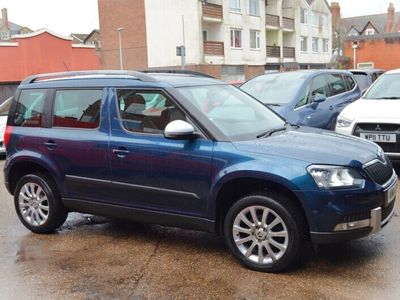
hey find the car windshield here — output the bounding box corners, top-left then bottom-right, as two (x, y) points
(364, 74), (400, 99)
(240, 72), (307, 105)
(0, 97), (13, 116)
(177, 84), (285, 141)
(352, 73), (370, 91)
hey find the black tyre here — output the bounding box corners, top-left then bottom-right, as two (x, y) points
(224, 192), (306, 272)
(14, 173), (68, 234)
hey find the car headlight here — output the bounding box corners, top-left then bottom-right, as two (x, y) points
(307, 165), (365, 189)
(336, 116), (352, 128)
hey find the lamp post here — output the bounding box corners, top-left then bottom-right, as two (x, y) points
(117, 27), (125, 70)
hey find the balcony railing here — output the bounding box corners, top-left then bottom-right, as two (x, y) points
(282, 17), (295, 30)
(266, 14), (280, 27)
(204, 41), (224, 56)
(266, 46), (280, 58)
(283, 47), (295, 58)
(202, 3), (223, 19)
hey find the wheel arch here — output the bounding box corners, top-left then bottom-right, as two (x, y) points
(211, 174), (309, 237)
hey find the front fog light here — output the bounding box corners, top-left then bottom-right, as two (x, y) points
(307, 165), (365, 189)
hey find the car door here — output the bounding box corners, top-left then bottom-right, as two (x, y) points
(108, 88), (213, 218)
(36, 88), (111, 202)
(294, 74), (333, 129)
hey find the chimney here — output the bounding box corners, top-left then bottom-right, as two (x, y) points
(1, 8), (9, 30)
(331, 2), (341, 31)
(385, 3), (395, 32)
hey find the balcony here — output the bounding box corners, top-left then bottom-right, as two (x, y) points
(282, 17), (295, 31)
(266, 14), (280, 29)
(202, 3), (223, 22)
(266, 46), (280, 58)
(204, 41), (224, 56)
(283, 47), (295, 58)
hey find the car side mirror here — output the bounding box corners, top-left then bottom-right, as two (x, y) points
(164, 120), (196, 140)
(313, 93), (326, 103)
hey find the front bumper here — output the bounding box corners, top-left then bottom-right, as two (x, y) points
(310, 174), (397, 244)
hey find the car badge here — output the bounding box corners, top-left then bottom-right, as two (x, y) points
(375, 124), (381, 131)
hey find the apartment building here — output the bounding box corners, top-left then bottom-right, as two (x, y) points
(98, 0), (332, 81)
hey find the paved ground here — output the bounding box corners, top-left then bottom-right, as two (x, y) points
(0, 160), (399, 300)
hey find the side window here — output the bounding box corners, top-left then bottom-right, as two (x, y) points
(346, 75), (356, 90)
(13, 89), (46, 127)
(117, 90), (186, 134)
(53, 90), (102, 129)
(326, 74), (346, 96)
(309, 75), (328, 101)
(295, 84), (311, 108)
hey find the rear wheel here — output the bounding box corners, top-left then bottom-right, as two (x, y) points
(224, 193), (305, 272)
(14, 174), (68, 234)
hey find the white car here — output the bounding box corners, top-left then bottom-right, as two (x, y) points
(0, 97), (12, 154)
(335, 69), (400, 161)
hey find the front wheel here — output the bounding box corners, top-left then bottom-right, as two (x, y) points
(224, 193), (305, 272)
(14, 174), (68, 234)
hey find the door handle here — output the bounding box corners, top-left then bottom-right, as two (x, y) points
(113, 147), (130, 158)
(44, 140), (57, 149)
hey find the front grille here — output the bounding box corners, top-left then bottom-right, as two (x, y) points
(340, 211), (371, 223)
(355, 123), (400, 132)
(364, 156), (394, 185)
(353, 123), (400, 154)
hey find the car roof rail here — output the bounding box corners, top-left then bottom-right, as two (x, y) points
(21, 70), (158, 85)
(140, 69), (215, 78)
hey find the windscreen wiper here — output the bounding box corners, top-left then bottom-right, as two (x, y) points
(257, 122), (289, 139)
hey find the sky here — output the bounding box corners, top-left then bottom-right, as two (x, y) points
(0, 0), (99, 36)
(0, 0), (400, 36)
(328, 0), (400, 17)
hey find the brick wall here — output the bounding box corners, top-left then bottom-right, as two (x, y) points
(344, 37), (400, 70)
(98, 0), (148, 69)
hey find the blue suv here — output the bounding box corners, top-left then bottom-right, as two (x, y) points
(4, 71), (397, 272)
(240, 70), (361, 130)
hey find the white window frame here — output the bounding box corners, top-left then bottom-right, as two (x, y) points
(229, 0), (241, 13)
(323, 39), (329, 53)
(300, 8), (308, 24)
(312, 37), (319, 53)
(300, 36), (308, 52)
(1, 31), (10, 40)
(365, 28), (375, 35)
(250, 30), (261, 50)
(230, 28), (242, 49)
(249, 0), (260, 16)
(311, 11), (319, 27)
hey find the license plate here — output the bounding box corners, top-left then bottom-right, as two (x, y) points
(360, 133), (397, 143)
(385, 181), (397, 206)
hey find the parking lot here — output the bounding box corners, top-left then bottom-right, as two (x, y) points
(0, 160), (398, 299)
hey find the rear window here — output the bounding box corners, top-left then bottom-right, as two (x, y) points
(53, 90), (102, 129)
(13, 89), (46, 127)
(352, 73), (369, 91)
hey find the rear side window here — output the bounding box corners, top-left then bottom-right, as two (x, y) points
(53, 90), (102, 129)
(13, 89), (46, 127)
(0, 97), (13, 116)
(326, 74), (346, 96)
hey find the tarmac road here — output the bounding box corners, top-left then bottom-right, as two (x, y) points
(0, 160), (399, 300)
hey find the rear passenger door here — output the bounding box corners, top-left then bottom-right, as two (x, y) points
(36, 88), (111, 202)
(108, 88), (213, 218)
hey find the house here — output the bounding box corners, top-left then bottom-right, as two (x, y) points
(97, 0), (333, 81)
(70, 33), (90, 44)
(332, 2), (400, 70)
(0, 8), (31, 41)
(84, 29), (101, 50)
